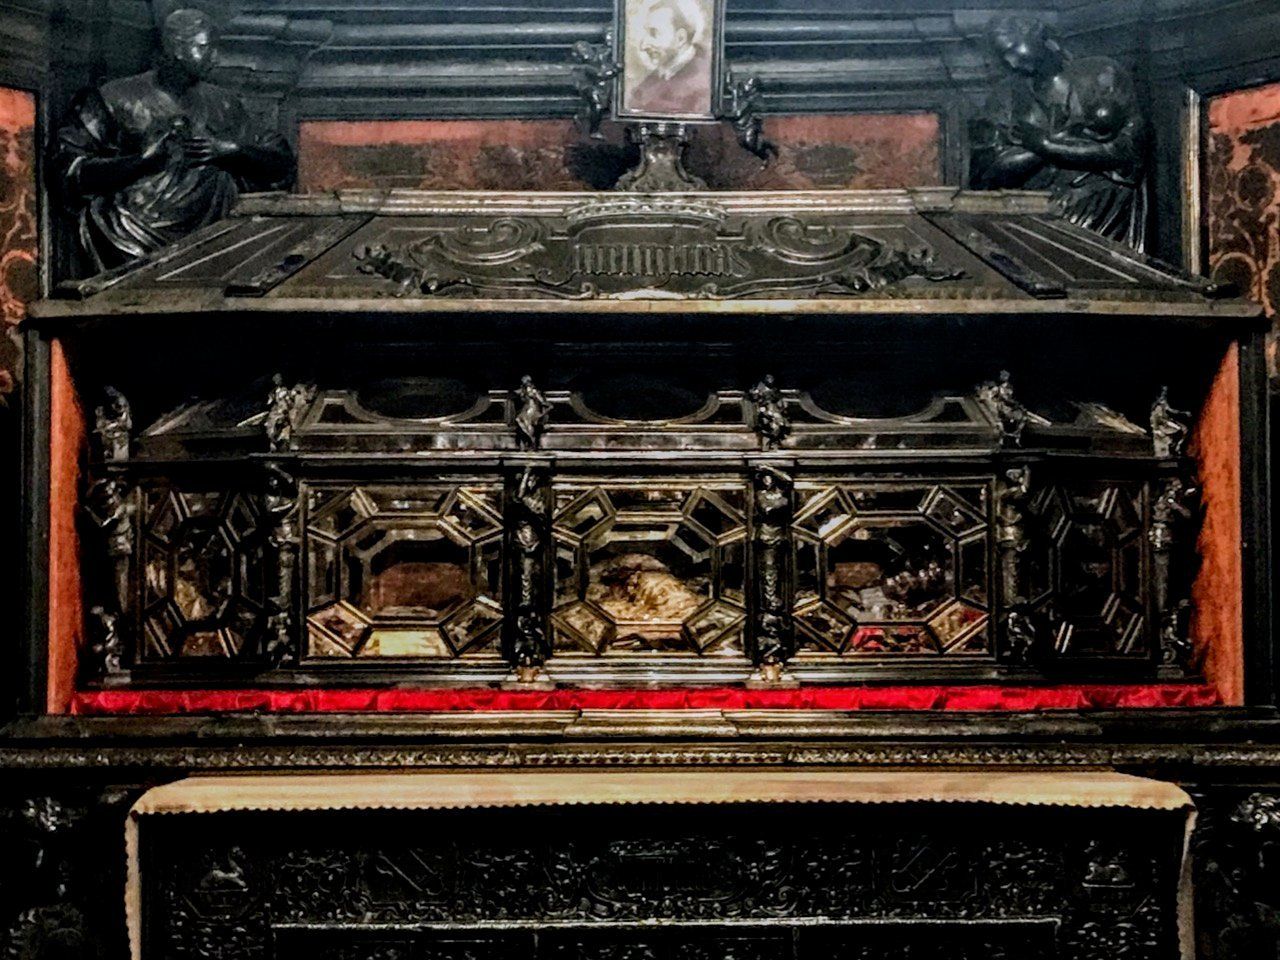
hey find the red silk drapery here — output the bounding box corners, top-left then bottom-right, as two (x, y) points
(70, 683), (1221, 715)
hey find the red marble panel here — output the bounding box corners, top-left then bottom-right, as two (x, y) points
(0, 86), (36, 401)
(299, 120), (587, 192)
(1207, 81), (1280, 373)
(1189, 345), (1245, 707)
(687, 113), (941, 190)
(1182, 345), (1244, 706)
(297, 114), (941, 193)
(1203, 85), (1275, 705)
(49, 340), (86, 714)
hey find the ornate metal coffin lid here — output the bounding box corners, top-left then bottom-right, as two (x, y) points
(33, 187), (1257, 324)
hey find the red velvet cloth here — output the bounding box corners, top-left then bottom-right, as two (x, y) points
(69, 684), (1222, 715)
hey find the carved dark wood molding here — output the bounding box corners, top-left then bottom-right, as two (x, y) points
(7, 738), (1280, 772)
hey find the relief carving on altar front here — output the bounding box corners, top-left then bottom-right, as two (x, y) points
(142, 805), (1182, 960)
(1195, 791), (1280, 957)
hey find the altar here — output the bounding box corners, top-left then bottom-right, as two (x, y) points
(125, 771), (1197, 960)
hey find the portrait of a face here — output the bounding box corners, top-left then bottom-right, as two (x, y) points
(618, 0), (720, 120)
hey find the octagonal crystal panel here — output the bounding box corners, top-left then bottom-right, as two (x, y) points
(551, 481), (747, 657)
(1031, 482), (1149, 659)
(138, 486), (267, 662)
(792, 482), (991, 657)
(305, 484), (503, 659)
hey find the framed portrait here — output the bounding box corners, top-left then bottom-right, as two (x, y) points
(614, 0), (725, 122)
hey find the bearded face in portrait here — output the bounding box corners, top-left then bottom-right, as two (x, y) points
(636, 0), (708, 81)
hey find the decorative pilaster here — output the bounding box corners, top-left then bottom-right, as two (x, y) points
(995, 464), (1039, 665)
(503, 463), (553, 686)
(83, 386), (136, 682)
(261, 463), (301, 667)
(80, 477), (136, 683)
(1150, 475), (1200, 672)
(747, 465), (796, 686)
(2, 797), (91, 960)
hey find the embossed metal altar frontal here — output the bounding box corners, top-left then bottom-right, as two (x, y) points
(31, 187), (1259, 695)
(124, 771), (1196, 960)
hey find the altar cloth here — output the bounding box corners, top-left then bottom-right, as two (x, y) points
(126, 770), (1196, 959)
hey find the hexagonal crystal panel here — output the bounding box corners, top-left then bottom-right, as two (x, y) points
(551, 481), (747, 657)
